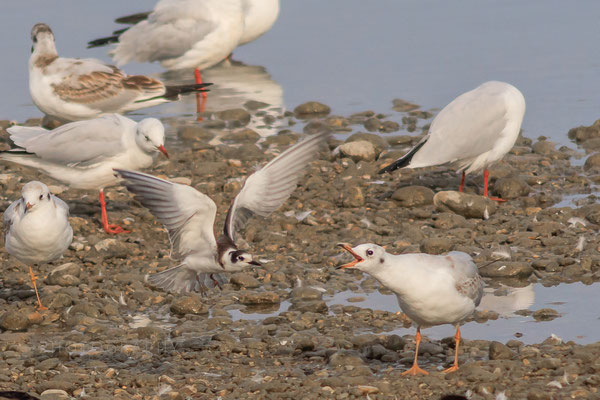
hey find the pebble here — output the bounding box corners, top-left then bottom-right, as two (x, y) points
(433, 191), (497, 219)
(238, 291), (280, 305)
(391, 185), (435, 207)
(170, 295), (209, 316)
(338, 141), (376, 162)
(46, 263), (81, 287)
(294, 101), (331, 118)
(230, 273), (261, 288)
(489, 341), (515, 360)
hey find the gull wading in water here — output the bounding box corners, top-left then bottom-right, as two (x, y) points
(30, 23), (210, 121)
(379, 81), (526, 201)
(338, 243), (484, 375)
(1, 114), (168, 234)
(115, 131), (328, 293)
(87, 0), (245, 93)
(3, 182), (73, 310)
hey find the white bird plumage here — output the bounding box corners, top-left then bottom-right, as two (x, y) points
(3, 181), (73, 310)
(115, 131), (328, 294)
(380, 81), (526, 198)
(338, 243), (484, 375)
(29, 23), (210, 121)
(1, 114), (168, 234)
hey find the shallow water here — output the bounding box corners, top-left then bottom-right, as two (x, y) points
(230, 282), (600, 345)
(2, 1), (600, 148)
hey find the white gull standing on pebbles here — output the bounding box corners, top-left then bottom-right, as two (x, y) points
(30, 23), (210, 121)
(1, 114), (168, 234)
(380, 81), (525, 201)
(338, 243), (484, 375)
(115, 131), (329, 293)
(3, 181), (73, 310)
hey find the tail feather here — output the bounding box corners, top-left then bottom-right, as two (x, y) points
(115, 11), (151, 25)
(147, 263), (213, 294)
(87, 35), (120, 49)
(378, 136), (428, 174)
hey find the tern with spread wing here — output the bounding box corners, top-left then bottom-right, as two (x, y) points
(115, 131), (328, 293)
(380, 81), (525, 200)
(338, 243), (484, 375)
(3, 182), (73, 310)
(30, 23), (210, 121)
(1, 114), (168, 234)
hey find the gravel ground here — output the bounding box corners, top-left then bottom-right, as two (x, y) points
(0, 101), (599, 400)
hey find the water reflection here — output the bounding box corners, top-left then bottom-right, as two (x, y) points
(160, 62), (285, 137)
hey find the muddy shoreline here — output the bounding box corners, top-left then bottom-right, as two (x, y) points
(1, 101), (599, 399)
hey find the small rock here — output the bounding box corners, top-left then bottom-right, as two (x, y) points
(93, 239), (129, 259)
(45, 263), (81, 287)
(391, 186), (435, 207)
(345, 133), (389, 154)
(294, 101), (331, 118)
(338, 141), (376, 162)
(289, 300), (328, 314)
(532, 140), (555, 155)
(532, 308), (560, 321)
(230, 273), (260, 288)
(433, 191), (497, 219)
(40, 389), (70, 400)
(419, 238), (454, 254)
(290, 287), (323, 301)
(216, 108), (251, 127)
(170, 295), (209, 316)
(328, 350), (365, 367)
(244, 100), (269, 110)
(493, 177), (531, 199)
(489, 341), (514, 360)
(178, 125), (213, 141)
(0, 310), (31, 331)
(479, 261), (533, 279)
(339, 186), (365, 208)
(239, 291), (280, 305)
(584, 153), (600, 171)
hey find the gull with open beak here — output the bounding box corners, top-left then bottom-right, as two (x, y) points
(115, 131), (329, 293)
(338, 243), (484, 375)
(3, 181), (73, 310)
(1, 114), (168, 234)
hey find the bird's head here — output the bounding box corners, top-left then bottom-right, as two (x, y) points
(21, 181), (52, 213)
(136, 118), (168, 158)
(221, 249), (262, 272)
(30, 23), (56, 55)
(337, 243), (386, 272)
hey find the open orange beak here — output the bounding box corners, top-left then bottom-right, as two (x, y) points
(337, 243), (363, 269)
(158, 145), (169, 158)
(26, 202), (33, 210)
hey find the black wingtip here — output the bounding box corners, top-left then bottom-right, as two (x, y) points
(87, 35), (120, 48)
(115, 11), (151, 25)
(378, 137), (428, 174)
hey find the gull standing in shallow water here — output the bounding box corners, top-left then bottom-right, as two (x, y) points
(30, 23), (210, 121)
(3, 182), (73, 310)
(379, 81), (525, 201)
(1, 114), (168, 234)
(115, 131), (328, 293)
(338, 243), (484, 375)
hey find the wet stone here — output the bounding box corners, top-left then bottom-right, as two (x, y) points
(433, 191), (497, 219)
(345, 132), (389, 154)
(294, 101), (331, 118)
(493, 177), (531, 199)
(489, 341), (514, 360)
(0, 310), (31, 332)
(391, 185), (435, 207)
(339, 186), (365, 208)
(289, 300), (328, 314)
(170, 295), (209, 316)
(93, 238), (129, 259)
(244, 100), (269, 110)
(583, 153), (600, 171)
(216, 108), (251, 128)
(532, 140), (556, 155)
(433, 213), (467, 229)
(328, 350), (365, 367)
(40, 389), (70, 400)
(290, 287), (323, 301)
(230, 273), (260, 288)
(239, 291), (280, 305)
(479, 261), (533, 279)
(532, 308), (560, 321)
(178, 125), (213, 141)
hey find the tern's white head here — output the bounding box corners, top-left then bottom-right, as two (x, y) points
(135, 118), (169, 158)
(30, 23), (57, 57)
(21, 181), (52, 213)
(221, 249), (262, 272)
(337, 243), (387, 272)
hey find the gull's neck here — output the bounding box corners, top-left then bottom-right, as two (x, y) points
(30, 39), (58, 70)
(216, 235), (237, 267)
(364, 253), (414, 296)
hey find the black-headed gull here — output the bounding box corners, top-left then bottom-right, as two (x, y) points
(1, 114), (168, 234)
(88, 0), (245, 89)
(380, 81), (526, 201)
(3, 181), (73, 310)
(115, 131), (329, 293)
(30, 23), (210, 121)
(338, 243), (484, 375)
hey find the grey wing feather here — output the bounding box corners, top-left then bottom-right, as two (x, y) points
(148, 263), (202, 294)
(116, 169), (217, 260)
(448, 251), (485, 306)
(6, 114), (127, 166)
(224, 131), (329, 242)
(2, 199), (22, 239)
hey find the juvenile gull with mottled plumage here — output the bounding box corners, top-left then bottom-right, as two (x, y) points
(29, 23), (210, 121)
(338, 243), (484, 375)
(115, 131), (329, 293)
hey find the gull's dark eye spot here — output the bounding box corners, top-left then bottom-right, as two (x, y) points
(47, 193), (51, 200)
(366, 249), (374, 256)
(145, 135), (150, 141)
(39, 194), (44, 200)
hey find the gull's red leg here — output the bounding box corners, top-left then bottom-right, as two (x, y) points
(194, 68), (208, 100)
(458, 171), (466, 192)
(483, 169), (506, 202)
(100, 189), (129, 234)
